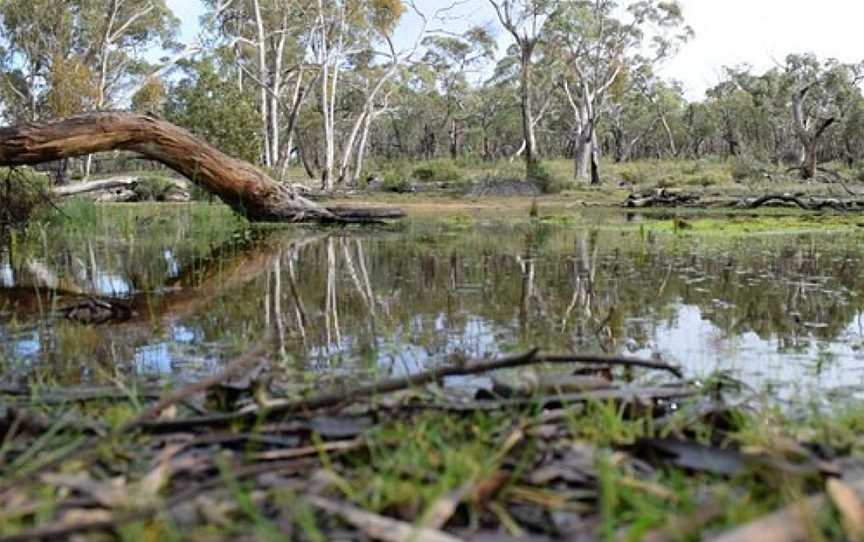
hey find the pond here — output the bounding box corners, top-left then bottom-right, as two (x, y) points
(2, 203), (864, 399)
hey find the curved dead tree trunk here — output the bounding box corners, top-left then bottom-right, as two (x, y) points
(0, 112), (403, 223)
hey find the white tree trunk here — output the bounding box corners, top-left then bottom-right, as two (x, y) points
(353, 112), (373, 186)
(268, 17), (289, 170)
(253, 0), (271, 167)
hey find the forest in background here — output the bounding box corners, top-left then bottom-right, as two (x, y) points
(1, 0), (863, 193)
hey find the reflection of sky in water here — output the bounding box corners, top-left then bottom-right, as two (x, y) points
(171, 324), (197, 343)
(631, 304), (864, 396)
(132, 325), (222, 377)
(306, 305), (864, 393)
(134, 343), (173, 374)
(291, 305), (864, 392)
(14, 331), (40, 358)
(93, 273), (131, 296)
(0, 263), (13, 287)
(163, 250), (180, 277)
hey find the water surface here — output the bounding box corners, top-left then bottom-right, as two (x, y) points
(2, 206), (863, 397)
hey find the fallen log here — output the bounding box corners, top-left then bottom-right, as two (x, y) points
(0, 112), (403, 223)
(624, 189), (700, 208)
(622, 191), (864, 212)
(51, 177), (138, 197)
(706, 476), (864, 542)
(745, 194), (850, 211)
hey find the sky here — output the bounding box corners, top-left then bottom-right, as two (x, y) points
(167, 0), (864, 100)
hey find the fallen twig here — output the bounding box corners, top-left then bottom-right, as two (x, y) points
(631, 501), (725, 542)
(307, 495), (464, 542)
(1, 385), (163, 404)
(0, 459), (315, 542)
(139, 350), (682, 431)
(707, 476), (864, 542)
(536, 354), (682, 378)
(406, 386), (695, 412)
(0, 343), (267, 493)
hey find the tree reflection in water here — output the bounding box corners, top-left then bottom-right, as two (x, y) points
(1, 221), (863, 394)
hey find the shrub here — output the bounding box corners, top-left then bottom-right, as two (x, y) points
(680, 161), (704, 175)
(0, 167), (53, 229)
(134, 175), (180, 201)
(381, 172), (412, 192)
(411, 159), (465, 184)
(685, 171), (727, 188)
(617, 162), (658, 185)
(528, 161), (568, 194)
(730, 155), (767, 182)
(370, 160), (412, 192)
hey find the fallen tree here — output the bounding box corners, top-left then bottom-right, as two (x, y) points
(51, 177), (139, 198)
(623, 189), (864, 211)
(0, 112), (403, 223)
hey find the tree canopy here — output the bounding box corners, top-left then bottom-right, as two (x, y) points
(2, 0), (863, 187)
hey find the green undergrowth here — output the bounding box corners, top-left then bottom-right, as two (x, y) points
(403, 207), (864, 238)
(632, 213), (864, 237)
(0, 167), (54, 228)
(326, 398), (855, 540)
(22, 199), (248, 254)
(345, 157), (864, 203)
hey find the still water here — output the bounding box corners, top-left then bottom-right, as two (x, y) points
(2, 206), (864, 397)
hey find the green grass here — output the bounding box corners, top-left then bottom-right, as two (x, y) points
(338, 412), (507, 515)
(343, 156), (863, 202)
(1, 388), (861, 540)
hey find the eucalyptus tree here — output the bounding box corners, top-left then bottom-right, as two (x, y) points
(680, 101), (718, 159)
(311, 0), (410, 190)
(164, 59), (262, 164)
(80, 0), (179, 112)
(421, 27), (496, 159)
(0, 0), (179, 182)
(488, 43), (560, 162)
(705, 80), (749, 158)
(204, 0), (313, 170)
(783, 53), (864, 178)
(335, 45), (402, 186)
(488, 0), (558, 175)
(474, 83), (521, 161)
(606, 80), (661, 162)
(550, 0), (691, 184)
(727, 66), (793, 164)
(0, 0), (74, 121)
(81, 0), (181, 178)
(839, 95), (864, 167)
(0, 0), (179, 181)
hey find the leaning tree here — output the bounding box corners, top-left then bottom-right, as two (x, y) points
(0, 112), (403, 222)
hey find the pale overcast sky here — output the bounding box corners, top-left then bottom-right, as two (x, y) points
(168, 0), (864, 100)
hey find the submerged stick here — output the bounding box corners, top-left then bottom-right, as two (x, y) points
(536, 354), (682, 378)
